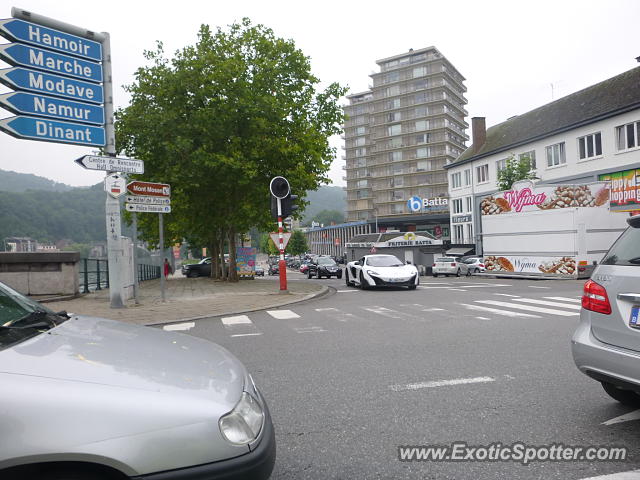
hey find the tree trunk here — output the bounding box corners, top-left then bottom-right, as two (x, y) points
(228, 228), (238, 282)
(219, 233), (227, 281)
(210, 238), (219, 279)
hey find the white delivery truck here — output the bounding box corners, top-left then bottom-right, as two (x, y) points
(479, 181), (628, 277)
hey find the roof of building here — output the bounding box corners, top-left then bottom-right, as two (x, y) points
(446, 66), (640, 169)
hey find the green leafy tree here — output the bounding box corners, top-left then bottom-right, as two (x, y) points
(115, 19), (346, 281)
(287, 230), (308, 256)
(259, 233), (279, 255)
(497, 154), (538, 191)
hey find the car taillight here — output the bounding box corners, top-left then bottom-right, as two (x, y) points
(450, 263), (456, 267)
(432, 263), (436, 267)
(582, 279), (611, 315)
(479, 264), (485, 268)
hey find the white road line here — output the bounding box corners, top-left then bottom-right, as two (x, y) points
(230, 333), (263, 337)
(422, 307), (445, 312)
(390, 376), (495, 392)
(602, 409), (640, 426)
(475, 316), (491, 320)
(494, 293), (520, 297)
(455, 284), (512, 288)
(475, 300), (580, 316)
(294, 326), (326, 333)
(460, 303), (541, 318)
(336, 289), (358, 293)
(511, 298), (582, 310)
(315, 308), (339, 312)
(580, 469), (640, 479)
(221, 315), (252, 326)
(528, 285), (551, 289)
(448, 288), (468, 292)
(266, 310), (300, 319)
(363, 306), (408, 319)
(163, 322), (195, 331)
(545, 296), (582, 303)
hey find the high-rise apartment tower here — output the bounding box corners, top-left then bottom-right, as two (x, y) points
(343, 47), (468, 238)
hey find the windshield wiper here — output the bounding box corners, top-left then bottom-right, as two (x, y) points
(7, 310), (59, 330)
(628, 257), (640, 265)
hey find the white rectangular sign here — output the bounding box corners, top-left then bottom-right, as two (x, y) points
(125, 195), (170, 205)
(76, 155), (144, 174)
(125, 203), (171, 214)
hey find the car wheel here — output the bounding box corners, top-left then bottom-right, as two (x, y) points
(601, 382), (640, 407)
(186, 271), (196, 278)
(359, 271), (369, 290)
(456, 269), (461, 277)
(466, 268), (472, 276)
(408, 284), (417, 290)
(433, 272), (438, 277)
(474, 268), (480, 274)
(337, 272), (342, 279)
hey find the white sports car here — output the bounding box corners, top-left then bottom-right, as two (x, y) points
(345, 254), (419, 290)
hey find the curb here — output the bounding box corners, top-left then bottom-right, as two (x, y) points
(146, 285), (331, 327)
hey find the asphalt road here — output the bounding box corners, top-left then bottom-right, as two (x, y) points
(176, 271), (640, 480)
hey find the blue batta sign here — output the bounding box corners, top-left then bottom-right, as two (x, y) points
(0, 115), (105, 146)
(0, 43), (102, 83)
(0, 91), (104, 125)
(0, 18), (102, 62)
(0, 67), (103, 104)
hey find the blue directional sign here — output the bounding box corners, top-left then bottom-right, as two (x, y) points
(0, 18), (102, 61)
(0, 67), (103, 104)
(0, 115), (105, 146)
(0, 43), (102, 83)
(0, 91), (104, 125)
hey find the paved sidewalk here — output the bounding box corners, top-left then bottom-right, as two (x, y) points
(49, 275), (328, 326)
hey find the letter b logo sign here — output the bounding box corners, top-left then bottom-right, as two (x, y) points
(407, 196), (422, 212)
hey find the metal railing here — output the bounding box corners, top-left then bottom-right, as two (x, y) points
(79, 258), (161, 294)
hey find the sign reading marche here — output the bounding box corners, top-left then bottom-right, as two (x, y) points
(0, 115), (105, 146)
(0, 67), (103, 104)
(0, 15), (106, 148)
(0, 18), (102, 61)
(0, 91), (104, 124)
(76, 155), (144, 174)
(127, 181), (171, 197)
(125, 204), (171, 214)
(125, 195), (170, 205)
(0, 43), (102, 83)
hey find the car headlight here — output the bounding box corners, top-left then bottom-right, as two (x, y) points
(219, 392), (264, 445)
(367, 270), (380, 276)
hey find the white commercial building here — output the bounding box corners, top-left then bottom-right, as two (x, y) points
(444, 66), (640, 255)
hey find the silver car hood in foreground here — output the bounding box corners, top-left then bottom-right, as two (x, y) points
(0, 315), (245, 403)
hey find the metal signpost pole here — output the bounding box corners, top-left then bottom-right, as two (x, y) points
(159, 213), (166, 302)
(132, 212), (139, 304)
(277, 198), (288, 293)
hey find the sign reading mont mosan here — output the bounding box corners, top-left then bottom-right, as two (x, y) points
(127, 181), (171, 197)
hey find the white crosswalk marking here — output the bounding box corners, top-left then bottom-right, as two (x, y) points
(511, 298), (582, 310)
(363, 306), (408, 319)
(266, 310), (300, 319)
(221, 315), (252, 326)
(163, 322), (195, 331)
(475, 300), (579, 316)
(460, 303), (541, 318)
(315, 307), (358, 322)
(294, 326), (326, 333)
(494, 293), (520, 297)
(544, 296), (582, 303)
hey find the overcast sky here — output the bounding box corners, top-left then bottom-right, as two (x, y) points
(0, 0), (638, 188)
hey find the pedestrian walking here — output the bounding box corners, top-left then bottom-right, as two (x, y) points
(163, 258), (171, 279)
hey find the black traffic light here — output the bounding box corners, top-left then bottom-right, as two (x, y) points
(281, 194), (298, 218)
(269, 176), (290, 199)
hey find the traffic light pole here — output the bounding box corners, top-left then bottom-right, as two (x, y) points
(276, 198), (288, 293)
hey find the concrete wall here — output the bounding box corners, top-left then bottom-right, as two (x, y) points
(0, 252), (80, 296)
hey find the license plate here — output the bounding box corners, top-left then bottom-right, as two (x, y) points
(630, 306), (640, 328)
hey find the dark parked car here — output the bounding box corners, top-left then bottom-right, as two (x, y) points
(182, 257), (211, 277)
(255, 266), (265, 276)
(308, 256), (342, 279)
(268, 263), (279, 275)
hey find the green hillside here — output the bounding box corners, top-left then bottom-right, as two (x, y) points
(0, 169), (73, 193)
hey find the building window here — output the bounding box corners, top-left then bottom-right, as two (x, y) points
(452, 198), (463, 214)
(413, 79), (428, 90)
(388, 112), (401, 122)
(496, 158), (507, 173)
(387, 98), (400, 110)
(451, 172), (462, 189)
(615, 121), (640, 150)
(416, 147), (431, 158)
(466, 196), (472, 212)
(413, 66), (427, 77)
(355, 136), (366, 147)
(389, 137), (402, 148)
(417, 160), (429, 171)
(546, 142), (566, 167)
(519, 151), (536, 170)
(389, 151), (402, 162)
(393, 190), (404, 200)
(392, 176), (404, 187)
(464, 168), (471, 186)
(466, 223), (473, 243)
(415, 133), (430, 144)
(385, 85), (400, 97)
(476, 164), (489, 183)
(415, 106), (428, 117)
(355, 126), (365, 135)
(415, 120), (429, 131)
(454, 224), (464, 242)
(388, 124), (401, 136)
(385, 71), (399, 83)
(355, 148), (366, 157)
(578, 132), (602, 160)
